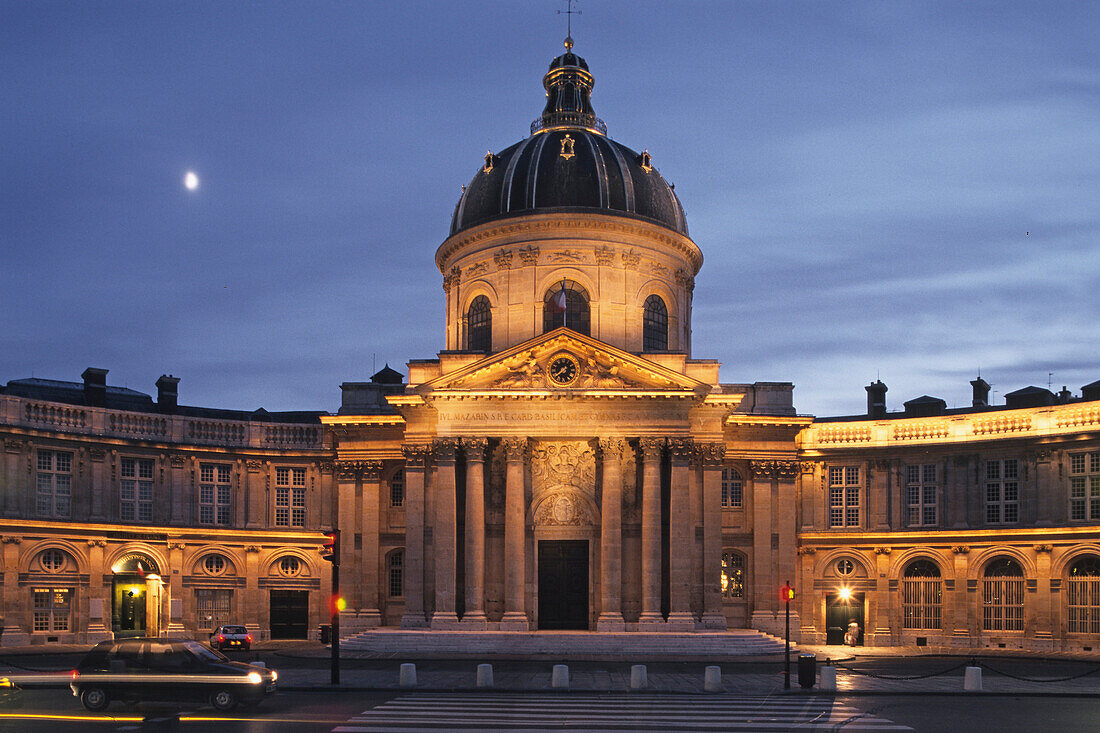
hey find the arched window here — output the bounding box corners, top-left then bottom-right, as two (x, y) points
(721, 468), (743, 508)
(642, 294), (668, 351)
(721, 551), (745, 599)
(466, 296), (492, 352)
(389, 469), (405, 508)
(982, 557), (1024, 631)
(542, 280), (590, 335)
(388, 550), (404, 598)
(1067, 555), (1100, 633)
(902, 559), (942, 629)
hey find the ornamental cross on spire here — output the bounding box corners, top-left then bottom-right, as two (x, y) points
(558, 0), (581, 47)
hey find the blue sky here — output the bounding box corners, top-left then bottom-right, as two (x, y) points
(3, 1), (1097, 416)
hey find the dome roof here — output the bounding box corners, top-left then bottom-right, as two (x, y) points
(449, 41), (688, 237)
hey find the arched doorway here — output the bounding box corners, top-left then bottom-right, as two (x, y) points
(110, 553), (162, 638)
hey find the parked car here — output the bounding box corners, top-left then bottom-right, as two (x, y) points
(209, 625), (252, 651)
(70, 638), (276, 712)
(0, 677), (22, 708)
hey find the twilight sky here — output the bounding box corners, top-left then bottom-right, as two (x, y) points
(3, 1), (1097, 417)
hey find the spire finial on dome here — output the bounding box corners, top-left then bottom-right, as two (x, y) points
(558, 0), (581, 42)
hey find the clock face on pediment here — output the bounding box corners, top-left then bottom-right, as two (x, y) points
(547, 352), (580, 386)
(428, 331), (706, 393)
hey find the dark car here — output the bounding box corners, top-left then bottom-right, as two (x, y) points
(209, 624), (252, 651)
(70, 638), (276, 712)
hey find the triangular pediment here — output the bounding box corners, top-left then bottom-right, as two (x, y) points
(420, 329), (710, 395)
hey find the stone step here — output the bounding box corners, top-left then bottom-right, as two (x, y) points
(339, 629), (790, 657)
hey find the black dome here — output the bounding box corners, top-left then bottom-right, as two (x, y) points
(449, 42), (688, 237)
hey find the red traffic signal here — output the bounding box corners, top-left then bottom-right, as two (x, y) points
(321, 529), (340, 565)
(780, 584), (794, 603)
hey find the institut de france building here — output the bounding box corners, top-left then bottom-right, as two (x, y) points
(2, 40), (1099, 652)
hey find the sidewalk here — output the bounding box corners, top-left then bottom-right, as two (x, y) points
(4, 641), (1100, 697)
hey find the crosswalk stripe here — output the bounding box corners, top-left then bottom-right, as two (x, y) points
(332, 693), (914, 732)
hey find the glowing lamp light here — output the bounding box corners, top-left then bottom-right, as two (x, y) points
(838, 587), (853, 602)
(334, 596), (347, 613)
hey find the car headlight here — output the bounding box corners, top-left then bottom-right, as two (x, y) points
(247, 672), (262, 684)
(271, 670), (278, 682)
(0, 678), (11, 688)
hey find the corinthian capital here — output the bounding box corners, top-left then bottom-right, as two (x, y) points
(461, 437), (489, 461)
(598, 437), (627, 457)
(361, 460), (384, 480)
(639, 438), (665, 461)
(667, 437), (694, 461)
(401, 444), (431, 468)
(432, 438), (459, 462)
(696, 442), (727, 467)
(501, 437), (528, 461)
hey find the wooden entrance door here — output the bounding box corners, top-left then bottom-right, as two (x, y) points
(537, 540), (589, 630)
(269, 590), (309, 639)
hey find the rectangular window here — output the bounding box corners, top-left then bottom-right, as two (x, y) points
(274, 467), (306, 527)
(905, 463), (938, 527)
(721, 468), (743, 508)
(389, 470), (405, 508)
(199, 464), (232, 525)
(120, 457), (155, 523)
(902, 578), (942, 630)
(985, 459), (1019, 524)
(33, 588), (72, 632)
(195, 588), (233, 631)
(1069, 452), (1100, 522)
(388, 552), (404, 598)
(36, 451), (72, 518)
(828, 466), (861, 527)
(721, 552), (745, 599)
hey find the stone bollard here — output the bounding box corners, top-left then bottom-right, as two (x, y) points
(399, 663), (417, 687)
(551, 664), (570, 689)
(964, 666), (982, 692)
(704, 665), (722, 692)
(630, 664), (648, 690)
(819, 665), (836, 692)
(477, 663), (494, 688)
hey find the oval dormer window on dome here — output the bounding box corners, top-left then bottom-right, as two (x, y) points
(543, 280), (590, 336)
(642, 294), (668, 351)
(466, 295), (492, 352)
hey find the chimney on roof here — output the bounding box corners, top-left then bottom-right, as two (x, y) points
(1057, 385), (1073, 404)
(156, 374), (180, 414)
(971, 376), (991, 407)
(81, 367), (108, 407)
(865, 380), (887, 419)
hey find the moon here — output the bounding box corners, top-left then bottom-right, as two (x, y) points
(184, 170), (199, 191)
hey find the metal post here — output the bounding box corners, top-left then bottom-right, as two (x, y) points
(331, 530), (340, 685)
(784, 579), (791, 689)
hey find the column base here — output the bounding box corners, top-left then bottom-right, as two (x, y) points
(460, 612), (488, 629)
(596, 613), (626, 632)
(429, 611), (462, 630)
(499, 612), (530, 631)
(665, 612), (695, 632)
(637, 612), (666, 631)
(700, 612), (728, 630)
(400, 613), (430, 629)
(0, 627), (30, 647)
(750, 610), (800, 640)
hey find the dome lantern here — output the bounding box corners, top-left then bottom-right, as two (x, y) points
(531, 37), (606, 136)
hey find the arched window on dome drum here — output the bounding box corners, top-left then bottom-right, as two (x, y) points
(902, 559), (942, 630)
(542, 280), (590, 335)
(982, 557), (1024, 631)
(1067, 556), (1100, 633)
(642, 294), (668, 351)
(466, 296), (492, 352)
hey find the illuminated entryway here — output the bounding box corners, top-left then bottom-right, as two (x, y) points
(537, 540), (589, 630)
(110, 553), (162, 638)
(825, 590), (864, 645)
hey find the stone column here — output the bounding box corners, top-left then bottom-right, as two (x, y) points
(245, 460), (264, 528)
(1032, 544), (1054, 650)
(501, 438), (529, 630)
(359, 461), (384, 627)
(166, 541), (187, 636)
(335, 462), (359, 608)
(430, 439), (460, 629)
(1, 536), (29, 645)
(667, 438), (694, 630)
(639, 438), (665, 629)
(169, 454), (186, 525)
(89, 448), (107, 520)
(86, 540), (111, 642)
(461, 438), (488, 627)
(400, 445), (430, 628)
(698, 442), (727, 629)
(597, 438), (626, 631)
(749, 461), (777, 635)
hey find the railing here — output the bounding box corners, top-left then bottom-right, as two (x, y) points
(108, 412), (168, 439)
(186, 419), (247, 445)
(24, 402), (87, 430)
(530, 113), (607, 136)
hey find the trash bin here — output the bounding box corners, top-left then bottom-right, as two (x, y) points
(319, 624), (331, 645)
(798, 653), (817, 688)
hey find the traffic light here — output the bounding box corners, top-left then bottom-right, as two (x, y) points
(780, 584), (795, 603)
(321, 529), (340, 565)
(329, 594), (347, 616)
